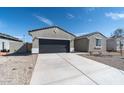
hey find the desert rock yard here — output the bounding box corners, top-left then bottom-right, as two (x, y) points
(79, 52), (124, 71)
(0, 54), (37, 85)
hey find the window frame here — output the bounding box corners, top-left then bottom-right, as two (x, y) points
(2, 42), (5, 50)
(96, 38), (102, 47)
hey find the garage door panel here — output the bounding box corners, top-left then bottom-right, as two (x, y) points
(39, 45), (67, 53)
(39, 39), (70, 53)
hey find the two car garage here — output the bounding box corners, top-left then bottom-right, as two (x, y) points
(39, 39), (70, 53)
(29, 26), (75, 53)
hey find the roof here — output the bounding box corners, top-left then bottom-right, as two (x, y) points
(76, 32), (107, 39)
(108, 36), (124, 41)
(29, 26), (76, 37)
(0, 32), (22, 42)
(110, 36), (124, 39)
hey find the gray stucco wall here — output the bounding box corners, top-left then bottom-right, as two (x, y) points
(0, 38), (26, 54)
(107, 37), (124, 52)
(88, 33), (107, 52)
(31, 38), (39, 53)
(74, 38), (89, 52)
(9, 41), (26, 54)
(116, 37), (124, 51)
(32, 38), (39, 48)
(29, 27), (75, 53)
(107, 38), (117, 51)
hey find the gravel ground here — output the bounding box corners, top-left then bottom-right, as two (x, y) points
(78, 52), (124, 71)
(0, 54), (37, 85)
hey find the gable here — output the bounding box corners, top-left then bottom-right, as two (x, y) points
(88, 33), (107, 40)
(29, 27), (75, 40)
(76, 32), (107, 40)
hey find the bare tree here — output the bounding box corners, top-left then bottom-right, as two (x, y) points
(111, 28), (124, 56)
(111, 28), (124, 38)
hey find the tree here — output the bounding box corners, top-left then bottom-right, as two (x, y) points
(111, 28), (124, 38)
(111, 28), (124, 56)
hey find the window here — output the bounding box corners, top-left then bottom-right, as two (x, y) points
(117, 41), (120, 45)
(96, 39), (101, 46)
(2, 42), (5, 50)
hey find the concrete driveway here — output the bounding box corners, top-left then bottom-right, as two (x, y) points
(30, 53), (124, 85)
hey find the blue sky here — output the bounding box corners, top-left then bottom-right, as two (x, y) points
(0, 7), (124, 42)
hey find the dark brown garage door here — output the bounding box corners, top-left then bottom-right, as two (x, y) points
(39, 39), (70, 53)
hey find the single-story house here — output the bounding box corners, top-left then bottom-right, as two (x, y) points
(29, 26), (76, 53)
(0, 32), (26, 54)
(107, 37), (124, 52)
(74, 32), (107, 52)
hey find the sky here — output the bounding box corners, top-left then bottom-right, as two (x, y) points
(0, 7), (124, 42)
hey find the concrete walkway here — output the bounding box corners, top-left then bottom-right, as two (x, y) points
(30, 53), (124, 85)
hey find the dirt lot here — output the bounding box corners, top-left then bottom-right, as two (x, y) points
(79, 52), (124, 71)
(0, 54), (37, 85)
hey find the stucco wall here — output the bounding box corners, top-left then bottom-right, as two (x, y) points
(88, 33), (107, 52)
(107, 38), (117, 51)
(0, 38), (9, 51)
(32, 38), (39, 53)
(107, 37), (124, 52)
(9, 41), (26, 54)
(0, 38), (26, 54)
(115, 37), (124, 51)
(74, 38), (89, 52)
(29, 27), (75, 53)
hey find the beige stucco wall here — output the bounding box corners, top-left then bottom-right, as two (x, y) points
(74, 38), (89, 52)
(88, 33), (107, 52)
(75, 33), (107, 52)
(29, 27), (75, 53)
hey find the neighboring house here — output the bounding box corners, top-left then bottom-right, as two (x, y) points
(0, 33), (26, 54)
(74, 32), (107, 52)
(29, 26), (76, 53)
(107, 37), (124, 51)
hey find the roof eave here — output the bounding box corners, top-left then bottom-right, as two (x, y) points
(28, 26), (76, 37)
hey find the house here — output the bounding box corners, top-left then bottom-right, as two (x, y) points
(74, 32), (107, 52)
(0, 32), (26, 54)
(29, 26), (76, 53)
(107, 37), (124, 52)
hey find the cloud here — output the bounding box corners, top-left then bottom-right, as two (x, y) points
(14, 35), (23, 40)
(67, 13), (75, 19)
(34, 15), (54, 26)
(105, 12), (124, 20)
(88, 19), (93, 22)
